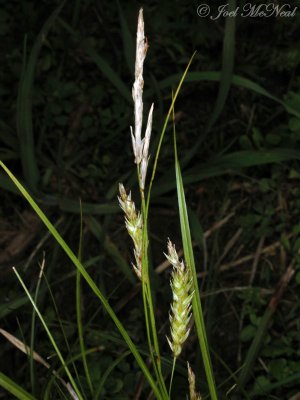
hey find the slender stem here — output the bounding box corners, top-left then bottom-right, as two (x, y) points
(168, 357), (176, 399)
(76, 276), (93, 394)
(138, 165), (161, 392)
(76, 200), (93, 395)
(138, 166), (168, 398)
(29, 259), (45, 396)
(145, 52), (197, 214)
(145, 286), (169, 398)
(13, 268), (84, 400)
(142, 272), (160, 385)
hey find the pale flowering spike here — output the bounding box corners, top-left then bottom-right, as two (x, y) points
(131, 7), (154, 193)
(164, 239), (180, 267)
(139, 103), (154, 189)
(118, 183), (135, 220)
(142, 103), (154, 160)
(130, 126), (137, 161)
(166, 240), (194, 358)
(132, 8), (148, 164)
(135, 9), (147, 90)
(187, 362), (202, 400)
(139, 158), (147, 191)
(118, 183), (143, 280)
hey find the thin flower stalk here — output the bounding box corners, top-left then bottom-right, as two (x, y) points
(187, 362), (202, 400)
(131, 8), (154, 191)
(166, 239), (194, 358)
(118, 183), (143, 280)
(119, 10), (167, 397)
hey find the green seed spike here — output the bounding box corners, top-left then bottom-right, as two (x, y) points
(166, 239), (194, 358)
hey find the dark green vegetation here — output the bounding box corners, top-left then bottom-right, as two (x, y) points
(1, 0), (300, 398)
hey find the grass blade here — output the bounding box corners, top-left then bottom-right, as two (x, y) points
(85, 215), (136, 284)
(236, 264), (295, 392)
(0, 295), (29, 318)
(250, 372), (300, 397)
(16, 2), (65, 191)
(13, 267), (84, 400)
(93, 350), (131, 399)
(83, 44), (132, 103)
(142, 54), (197, 399)
(76, 201), (93, 395)
(146, 72), (300, 119)
(0, 176), (120, 214)
(29, 257), (46, 396)
(0, 372), (37, 400)
(173, 120), (218, 399)
(117, 1), (135, 75)
(152, 148), (300, 197)
(147, 52), (197, 207)
(0, 160), (161, 400)
(183, 0), (236, 165)
(58, 198), (119, 214)
(0, 171), (20, 194)
(58, 18), (131, 103)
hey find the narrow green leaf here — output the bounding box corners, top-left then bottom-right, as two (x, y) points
(212, 0), (236, 125)
(58, 18), (132, 103)
(0, 175), (120, 213)
(152, 148), (300, 197)
(13, 268), (84, 400)
(0, 372), (37, 400)
(83, 44), (132, 103)
(188, 207), (204, 251)
(0, 295), (29, 318)
(173, 121), (217, 399)
(250, 371), (300, 397)
(184, 0), (236, 164)
(146, 72), (300, 119)
(85, 216), (136, 285)
(76, 201), (94, 395)
(29, 258), (45, 395)
(237, 265), (295, 392)
(94, 350), (131, 399)
(0, 171), (20, 194)
(0, 160), (161, 400)
(17, 2), (65, 191)
(0, 120), (18, 149)
(147, 52), (197, 208)
(58, 198), (120, 214)
(117, 1), (135, 75)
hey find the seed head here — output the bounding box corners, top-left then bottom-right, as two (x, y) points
(118, 183), (143, 279)
(131, 9), (154, 190)
(166, 240), (194, 357)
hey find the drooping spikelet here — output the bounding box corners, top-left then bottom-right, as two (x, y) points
(187, 362), (202, 400)
(118, 183), (143, 280)
(165, 240), (194, 357)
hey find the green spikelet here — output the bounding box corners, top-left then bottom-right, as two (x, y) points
(118, 183), (143, 280)
(166, 239), (194, 358)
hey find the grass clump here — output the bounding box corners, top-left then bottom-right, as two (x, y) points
(0, 7), (215, 400)
(1, 2), (300, 399)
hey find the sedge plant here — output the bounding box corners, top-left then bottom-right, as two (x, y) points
(0, 8), (218, 400)
(119, 8), (217, 399)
